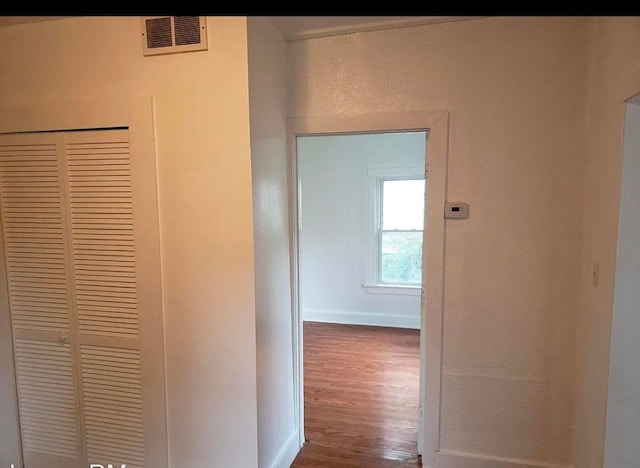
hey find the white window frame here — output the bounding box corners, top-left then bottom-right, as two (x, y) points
(365, 165), (424, 296)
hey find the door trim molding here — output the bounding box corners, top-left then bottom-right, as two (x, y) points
(434, 450), (571, 468)
(287, 109), (449, 466)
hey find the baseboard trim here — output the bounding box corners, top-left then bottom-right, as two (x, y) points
(270, 430), (301, 468)
(433, 451), (572, 468)
(303, 308), (420, 329)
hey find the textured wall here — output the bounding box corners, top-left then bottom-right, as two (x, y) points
(573, 17), (640, 468)
(288, 16), (589, 465)
(0, 16), (259, 468)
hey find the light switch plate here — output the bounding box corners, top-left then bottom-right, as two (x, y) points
(444, 202), (469, 219)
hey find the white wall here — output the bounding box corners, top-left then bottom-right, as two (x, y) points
(248, 18), (299, 468)
(299, 132), (424, 329)
(0, 16), (259, 468)
(573, 17), (640, 468)
(603, 100), (640, 467)
(289, 17), (588, 466)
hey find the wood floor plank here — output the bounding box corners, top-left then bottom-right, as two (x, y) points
(291, 322), (422, 467)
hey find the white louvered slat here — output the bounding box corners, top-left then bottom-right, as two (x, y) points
(0, 141), (70, 333)
(66, 132), (139, 340)
(81, 345), (144, 467)
(14, 339), (79, 459)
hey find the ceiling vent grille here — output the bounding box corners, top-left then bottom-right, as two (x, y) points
(141, 16), (207, 56)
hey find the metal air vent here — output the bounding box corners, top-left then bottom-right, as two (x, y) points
(141, 16), (207, 56)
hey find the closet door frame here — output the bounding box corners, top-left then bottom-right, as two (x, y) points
(0, 97), (168, 468)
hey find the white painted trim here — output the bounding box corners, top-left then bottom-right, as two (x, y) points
(434, 451), (572, 468)
(287, 121), (305, 448)
(303, 308), (420, 329)
(269, 430), (302, 468)
(288, 109), (449, 467)
(422, 112), (449, 465)
(363, 284), (421, 296)
(129, 98), (169, 468)
(288, 110), (447, 135)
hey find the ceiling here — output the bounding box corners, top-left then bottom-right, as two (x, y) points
(0, 16), (74, 27)
(0, 15), (484, 41)
(263, 16), (482, 41)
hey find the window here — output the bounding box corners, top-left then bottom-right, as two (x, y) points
(366, 166), (425, 295)
(380, 178), (425, 284)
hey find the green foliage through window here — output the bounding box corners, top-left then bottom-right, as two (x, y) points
(380, 231), (422, 284)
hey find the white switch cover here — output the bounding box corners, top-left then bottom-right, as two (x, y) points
(444, 202), (469, 219)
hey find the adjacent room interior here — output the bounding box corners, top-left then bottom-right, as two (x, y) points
(292, 131), (426, 465)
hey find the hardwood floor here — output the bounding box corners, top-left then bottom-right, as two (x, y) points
(291, 322), (422, 468)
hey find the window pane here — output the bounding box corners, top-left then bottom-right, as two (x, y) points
(382, 179), (425, 230)
(380, 231), (423, 284)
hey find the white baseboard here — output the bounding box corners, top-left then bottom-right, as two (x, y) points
(270, 430), (301, 468)
(433, 451), (572, 468)
(303, 308), (420, 329)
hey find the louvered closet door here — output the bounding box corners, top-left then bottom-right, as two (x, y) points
(0, 133), (83, 468)
(1, 125), (167, 468)
(64, 130), (147, 468)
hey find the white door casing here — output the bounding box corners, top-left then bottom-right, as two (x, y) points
(0, 98), (168, 468)
(287, 110), (449, 467)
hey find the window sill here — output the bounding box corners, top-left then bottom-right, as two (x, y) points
(363, 284), (421, 296)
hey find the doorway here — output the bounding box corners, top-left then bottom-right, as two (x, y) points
(294, 131), (425, 464)
(604, 93), (640, 466)
(287, 110), (450, 467)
